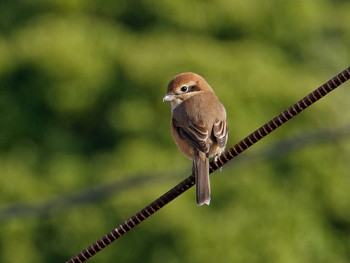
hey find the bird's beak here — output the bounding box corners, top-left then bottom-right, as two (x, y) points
(163, 94), (176, 102)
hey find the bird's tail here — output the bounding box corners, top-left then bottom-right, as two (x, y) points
(194, 151), (211, 206)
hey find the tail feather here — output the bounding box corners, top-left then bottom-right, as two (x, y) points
(194, 151), (211, 206)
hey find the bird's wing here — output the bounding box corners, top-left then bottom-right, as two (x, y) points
(172, 118), (210, 154)
(213, 119), (228, 148)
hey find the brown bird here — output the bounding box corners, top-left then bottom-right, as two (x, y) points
(163, 72), (228, 205)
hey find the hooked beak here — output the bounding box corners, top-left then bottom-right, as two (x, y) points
(163, 94), (176, 102)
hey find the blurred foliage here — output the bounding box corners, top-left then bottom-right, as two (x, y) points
(0, 0), (350, 262)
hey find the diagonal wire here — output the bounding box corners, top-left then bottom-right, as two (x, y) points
(66, 67), (350, 263)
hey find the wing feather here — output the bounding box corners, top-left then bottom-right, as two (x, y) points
(173, 118), (210, 154)
(213, 119), (228, 148)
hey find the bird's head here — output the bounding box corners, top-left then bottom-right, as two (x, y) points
(163, 72), (213, 110)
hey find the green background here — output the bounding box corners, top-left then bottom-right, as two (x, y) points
(1, 1), (350, 262)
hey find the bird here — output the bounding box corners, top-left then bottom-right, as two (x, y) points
(163, 72), (228, 205)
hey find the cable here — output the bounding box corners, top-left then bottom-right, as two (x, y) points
(66, 67), (350, 263)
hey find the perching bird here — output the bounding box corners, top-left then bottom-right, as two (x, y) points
(163, 72), (228, 205)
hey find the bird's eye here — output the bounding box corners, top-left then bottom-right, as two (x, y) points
(180, 85), (188, 92)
